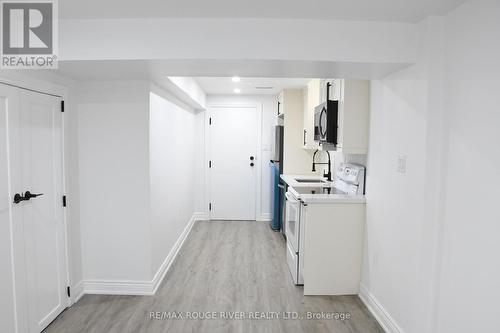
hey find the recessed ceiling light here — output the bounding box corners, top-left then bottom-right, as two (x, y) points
(232, 76), (241, 82)
(233, 88), (241, 94)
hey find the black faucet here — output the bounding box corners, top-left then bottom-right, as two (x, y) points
(312, 149), (332, 181)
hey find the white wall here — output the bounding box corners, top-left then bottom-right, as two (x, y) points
(435, 1), (500, 332)
(60, 18), (417, 65)
(77, 81), (152, 281)
(76, 80), (202, 289)
(363, 50), (430, 333)
(193, 111), (206, 213)
(205, 95), (278, 220)
(149, 87), (197, 274)
(362, 1), (500, 333)
(66, 84), (84, 294)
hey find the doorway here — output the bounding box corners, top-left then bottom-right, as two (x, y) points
(208, 105), (258, 220)
(0, 83), (68, 332)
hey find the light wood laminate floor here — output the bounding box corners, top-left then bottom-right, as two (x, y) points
(44, 220), (383, 333)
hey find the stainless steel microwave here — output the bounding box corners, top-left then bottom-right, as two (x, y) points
(314, 100), (338, 145)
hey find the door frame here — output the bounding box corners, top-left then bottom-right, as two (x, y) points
(0, 77), (73, 327)
(205, 103), (262, 221)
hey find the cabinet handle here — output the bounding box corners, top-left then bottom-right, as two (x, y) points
(303, 130), (306, 145)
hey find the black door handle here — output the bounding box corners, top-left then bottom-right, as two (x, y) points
(13, 193), (26, 204)
(250, 156), (254, 160)
(24, 191), (44, 200)
(250, 162), (254, 167)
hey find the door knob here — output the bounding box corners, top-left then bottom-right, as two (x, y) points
(13, 193), (26, 204)
(24, 191), (44, 200)
(250, 156), (254, 160)
(250, 162), (254, 167)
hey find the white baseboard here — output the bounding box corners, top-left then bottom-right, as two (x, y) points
(78, 213), (204, 297)
(71, 280), (85, 304)
(257, 213), (272, 222)
(83, 279), (155, 295)
(150, 212), (202, 294)
(359, 284), (404, 333)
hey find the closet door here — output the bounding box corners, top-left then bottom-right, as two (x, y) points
(0, 84), (67, 333)
(0, 84), (27, 333)
(19, 90), (67, 332)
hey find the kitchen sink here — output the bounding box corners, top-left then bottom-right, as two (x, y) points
(295, 178), (326, 183)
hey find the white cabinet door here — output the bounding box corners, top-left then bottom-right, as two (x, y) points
(340, 80), (370, 154)
(304, 79), (320, 149)
(303, 203), (365, 295)
(0, 85), (67, 332)
(209, 105), (258, 220)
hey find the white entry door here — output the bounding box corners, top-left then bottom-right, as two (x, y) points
(209, 106), (258, 220)
(0, 84), (67, 333)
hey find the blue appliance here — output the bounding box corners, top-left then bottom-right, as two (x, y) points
(270, 162), (280, 230)
(270, 125), (284, 231)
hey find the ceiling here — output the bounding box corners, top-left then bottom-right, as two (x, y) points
(60, 0), (465, 22)
(196, 77), (311, 95)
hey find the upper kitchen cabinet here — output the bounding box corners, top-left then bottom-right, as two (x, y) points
(304, 79), (370, 154)
(281, 89), (314, 174)
(337, 80), (370, 154)
(303, 79), (320, 149)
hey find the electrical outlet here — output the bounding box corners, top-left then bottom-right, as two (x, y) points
(397, 155), (407, 173)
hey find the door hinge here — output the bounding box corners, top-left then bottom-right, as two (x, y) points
(209, 203), (212, 211)
(61, 100), (65, 113)
(67, 286), (71, 298)
(209, 160), (212, 168)
(62, 195), (67, 207)
(209, 117), (212, 125)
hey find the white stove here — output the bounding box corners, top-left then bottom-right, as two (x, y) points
(333, 163), (365, 195)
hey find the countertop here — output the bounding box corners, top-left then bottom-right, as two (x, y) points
(281, 174), (366, 204)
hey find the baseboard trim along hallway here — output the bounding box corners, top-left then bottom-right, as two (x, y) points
(359, 284), (405, 333)
(73, 213), (207, 300)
